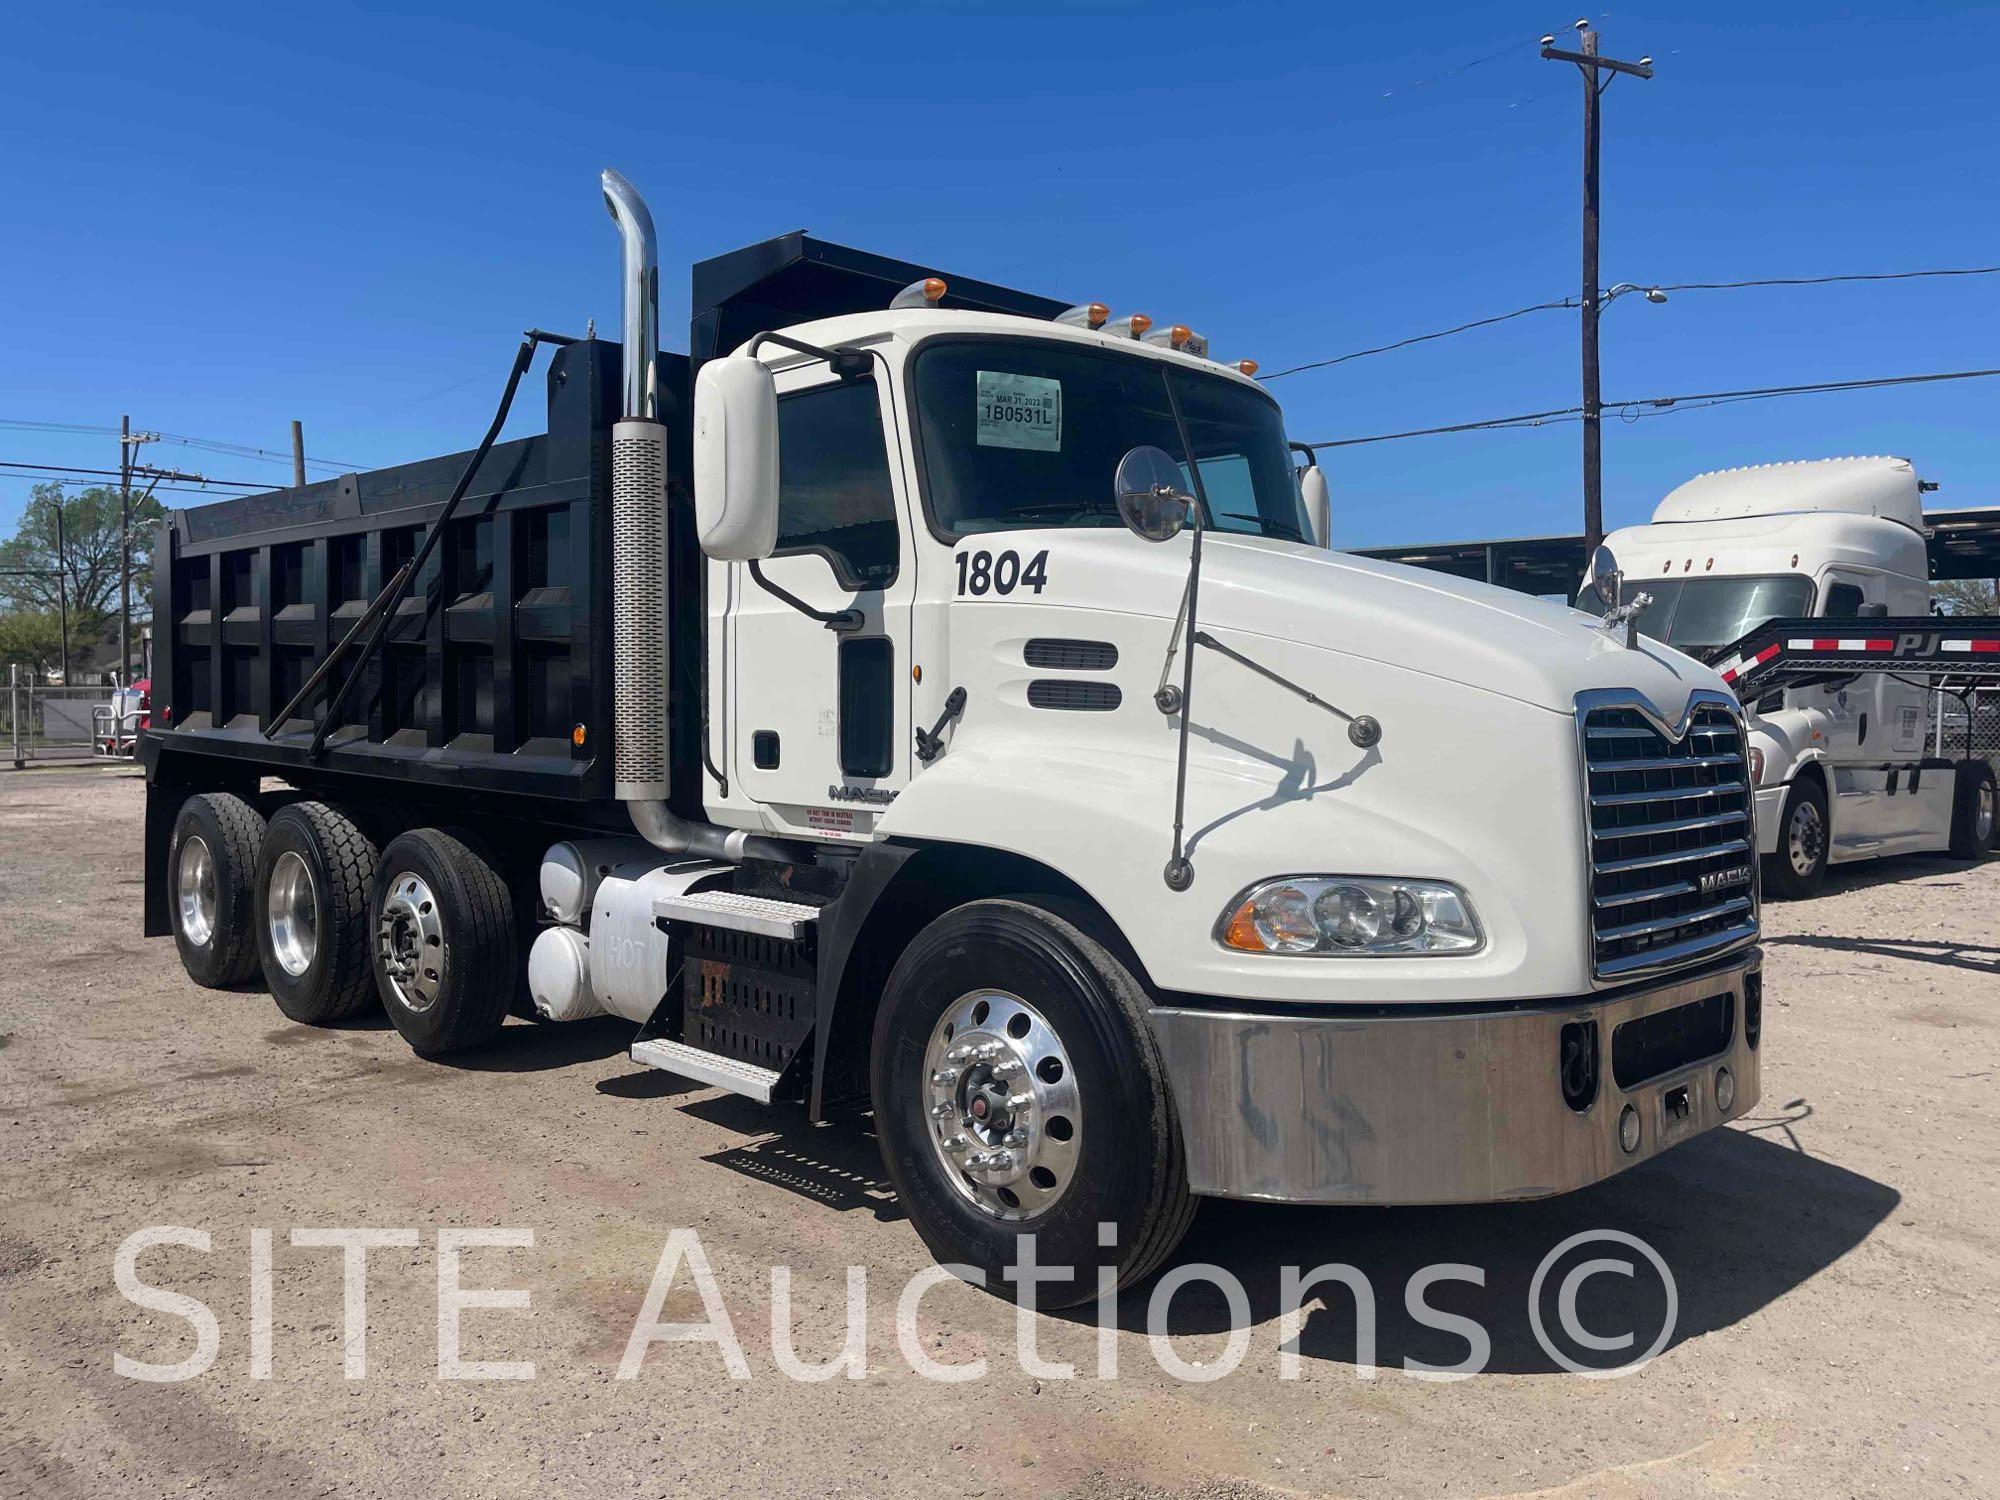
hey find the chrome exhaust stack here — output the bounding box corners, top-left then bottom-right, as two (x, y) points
(600, 169), (799, 866)
(602, 167), (670, 803)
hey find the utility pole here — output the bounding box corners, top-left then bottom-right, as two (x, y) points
(1543, 20), (1653, 554)
(54, 494), (69, 685)
(291, 420), (306, 488)
(119, 413), (132, 683)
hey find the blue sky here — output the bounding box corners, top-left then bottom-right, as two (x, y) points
(4, 1), (1995, 550)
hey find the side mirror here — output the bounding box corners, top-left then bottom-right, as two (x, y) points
(1300, 466), (1331, 548)
(1590, 544), (1623, 607)
(1114, 445), (1193, 542)
(693, 355), (780, 560)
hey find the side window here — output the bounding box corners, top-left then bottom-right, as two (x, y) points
(775, 379), (899, 589)
(1823, 581), (1866, 619)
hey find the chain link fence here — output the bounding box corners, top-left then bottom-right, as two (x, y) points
(1934, 685), (2000, 779)
(4, 667), (139, 766)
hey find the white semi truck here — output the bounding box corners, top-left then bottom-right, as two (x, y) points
(1579, 457), (1999, 898)
(142, 170), (1764, 1299)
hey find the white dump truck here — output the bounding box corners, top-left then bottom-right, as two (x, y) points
(1580, 457), (1999, 897)
(142, 170), (1764, 1298)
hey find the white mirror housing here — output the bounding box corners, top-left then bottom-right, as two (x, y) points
(1300, 465), (1331, 548)
(693, 355), (780, 560)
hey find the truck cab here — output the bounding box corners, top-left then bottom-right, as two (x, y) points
(1581, 457), (1996, 894)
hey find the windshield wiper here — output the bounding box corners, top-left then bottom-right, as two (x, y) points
(1214, 512), (1305, 541)
(1000, 503), (1119, 525)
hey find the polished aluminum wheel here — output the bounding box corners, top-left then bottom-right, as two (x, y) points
(376, 873), (443, 1012)
(1787, 798), (1825, 878)
(1977, 782), (1996, 846)
(267, 850), (318, 978)
(923, 989), (1081, 1221)
(177, 835), (216, 948)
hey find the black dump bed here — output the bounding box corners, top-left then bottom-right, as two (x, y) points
(148, 339), (662, 801)
(145, 233), (1059, 805)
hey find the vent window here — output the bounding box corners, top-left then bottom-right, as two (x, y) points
(1028, 680), (1121, 712)
(1025, 638), (1118, 671)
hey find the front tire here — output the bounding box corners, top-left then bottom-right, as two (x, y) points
(255, 801), (380, 1024)
(168, 792), (265, 987)
(1950, 760), (1997, 859)
(870, 899), (1194, 1307)
(370, 828), (517, 1055)
(1762, 776), (1829, 899)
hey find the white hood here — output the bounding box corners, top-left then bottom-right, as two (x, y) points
(1034, 529), (1728, 724)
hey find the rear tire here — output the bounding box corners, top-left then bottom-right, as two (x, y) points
(1949, 760), (1997, 859)
(1762, 776), (1829, 899)
(255, 802), (380, 1024)
(370, 828), (517, 1055)
(168, 793), (265, 987)
(870, 899), (1195, 1307)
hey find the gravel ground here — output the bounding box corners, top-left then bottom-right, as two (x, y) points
(0, 763), (1994, 1498)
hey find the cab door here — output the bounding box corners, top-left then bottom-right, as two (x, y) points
(1818, 571), (1888, 846)
(722, 364), (914, 840)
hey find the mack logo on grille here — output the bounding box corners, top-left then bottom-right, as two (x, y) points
(1698, 866), (1752, 898)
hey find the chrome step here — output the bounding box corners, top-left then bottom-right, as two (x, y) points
(629, 1038), (784, 1103)
(651, 889), (820, 940)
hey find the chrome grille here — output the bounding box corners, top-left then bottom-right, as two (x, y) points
(1582, 699), (1758, 979)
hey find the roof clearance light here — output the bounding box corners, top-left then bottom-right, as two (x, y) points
(1236, 359), (1259, 377)
(1103, 313), (1153, 340)
(1144, 324), (1209, 357)
(890, 277), (948, 310)
(1056, 301), (1111, 330)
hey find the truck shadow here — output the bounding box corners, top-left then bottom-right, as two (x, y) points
(1766, 931), (2000, 976)
(685, 1096), (906, 1221)
(1069, 1117), (1898, 1376)
(1775, 850), (1991, 901)
(433, 1015), (636, 1072)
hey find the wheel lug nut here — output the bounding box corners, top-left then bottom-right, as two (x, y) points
(1007, 1092), (1033, 1111)
(1004, 1129), (1028, 1148)
(930, 1101), (954, 1119)
(991, 1059), (1024, 1079)
(942, 1135), (968, 1154)
(931, 1067), (960, 1086)
(945, 1045), (972, 1064)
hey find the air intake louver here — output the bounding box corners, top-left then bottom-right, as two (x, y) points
(1582, 701), (1758, 979)
(1028, 680), (1121, 712)
(1025, 639), (1118, 671)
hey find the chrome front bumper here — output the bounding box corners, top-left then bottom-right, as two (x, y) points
(1149, 954), (1762, 1205)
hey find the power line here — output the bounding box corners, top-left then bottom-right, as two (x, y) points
(1656, 264), (2000, 294)
(0, 418), (363, 475)
(152, 431), (362, 474)
(0, 473), (259, 500)
(1268, 263), (2000, 380)
(1263, 300), (1577, 380)
(1299, 366), (2000, 450)
(0, 460), (269, 489)
(1608, 366), (2000, 417)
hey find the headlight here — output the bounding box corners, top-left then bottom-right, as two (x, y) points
(1217, 877), (1482, 956)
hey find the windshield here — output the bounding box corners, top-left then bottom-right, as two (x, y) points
(1576, 573), (1817, 650)
(910, 337), (1308, 542)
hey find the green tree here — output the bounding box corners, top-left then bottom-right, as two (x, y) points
(0, 482), (167, 618)
(0, 607), (104, 676)
(1932, 578), (1999, 616)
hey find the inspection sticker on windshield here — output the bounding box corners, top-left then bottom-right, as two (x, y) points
(976, 371), (1061, 451)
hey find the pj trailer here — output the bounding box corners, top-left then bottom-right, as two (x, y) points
(142, 170), (1764, 1299)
